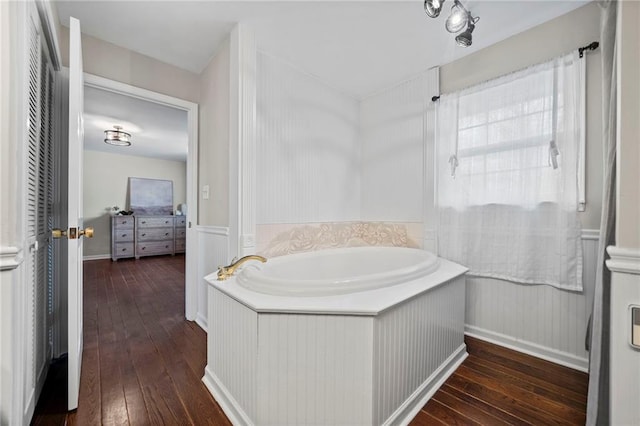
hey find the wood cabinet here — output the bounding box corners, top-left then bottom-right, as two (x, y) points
(111, 216), (135, 261)
(110, 215), (185, 261)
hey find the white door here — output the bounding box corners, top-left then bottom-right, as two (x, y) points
(67, 16), (87, 411)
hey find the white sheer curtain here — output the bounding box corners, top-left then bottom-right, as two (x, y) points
(436, 51), (585, 291)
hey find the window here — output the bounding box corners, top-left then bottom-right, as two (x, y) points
(436, 51), (585, 291)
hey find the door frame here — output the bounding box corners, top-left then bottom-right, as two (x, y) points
(83, 73), (199, 321)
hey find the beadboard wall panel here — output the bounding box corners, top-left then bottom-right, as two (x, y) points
(465, 235), (598, 371)
(373, 276), (466, 425)
(256, 314), (374, 426)
(195, 226), (229, 330)
(360, 73), (430, 223)
(256, 52), (361, 224)
(206, 288), (258, 423)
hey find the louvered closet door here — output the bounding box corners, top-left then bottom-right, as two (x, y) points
(25, 3), (56, 407)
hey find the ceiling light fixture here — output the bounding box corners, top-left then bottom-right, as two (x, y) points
(455, 18), (478, 47)
(424, 0), (480, 47)
(104, 125), (131, 146)
(424, 0), (444, 18)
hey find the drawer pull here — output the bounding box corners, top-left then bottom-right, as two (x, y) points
(165, 233), (169, 236)
(142, 233), (146, 237)
(165, 245), (169, 249)
(165, 221), (169, 224)
(122, 234), (127, 237)
(122, 220), (127, 224)
(121, 248), (127, 252)
(141, 221), (146, 224)
(141, 247), (146, 250)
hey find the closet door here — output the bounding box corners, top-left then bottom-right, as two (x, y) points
(24, 2), (55, 413)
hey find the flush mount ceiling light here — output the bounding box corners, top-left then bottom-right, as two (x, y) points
(104, 125), (131, 146)
(424, 0), (480, 47)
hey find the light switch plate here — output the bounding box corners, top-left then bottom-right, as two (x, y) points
(202, 185), (210, 200)
(631, 305), (640, 349)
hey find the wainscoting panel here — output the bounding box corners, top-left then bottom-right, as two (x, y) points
(255, 51), (361, 224)
(196, 226), (229, 330)
(373, 276), (466, 425)
(206, 288), (258, 423)
(256, 313), (374, 425)
(465, 234), (598, 371)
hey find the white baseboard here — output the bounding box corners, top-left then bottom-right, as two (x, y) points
(203, 367), (254, 426)
(83, 254), (111, 261)
(465, 325), (588, 372)
(195, 313), (208, 332)
(387, 343), (468, 426)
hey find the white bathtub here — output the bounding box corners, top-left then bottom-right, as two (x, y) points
(204, 247), (468, 426)
(237, 247), (439, 296)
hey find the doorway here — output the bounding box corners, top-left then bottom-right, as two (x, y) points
(83, 74), (199, 321)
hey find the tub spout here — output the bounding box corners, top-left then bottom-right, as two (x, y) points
(217, 255), (267, 281)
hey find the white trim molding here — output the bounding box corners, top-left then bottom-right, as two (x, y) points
(607, 246), (640, 275)
(0, 246), (23, 271)
(196, 225), (230, 236)
(82, 254), (110, 262)
(581, 228), (600, 240)
(465, 326), (589, 372)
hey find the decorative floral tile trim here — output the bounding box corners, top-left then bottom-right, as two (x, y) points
(257, 222), (420, 257)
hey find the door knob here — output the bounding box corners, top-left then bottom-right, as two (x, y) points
(52, 228), (67, 239)
(79, 227), (94, 238)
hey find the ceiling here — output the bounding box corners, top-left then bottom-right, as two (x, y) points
(84, 86), (188, 161)
(56, 0), (588, 99)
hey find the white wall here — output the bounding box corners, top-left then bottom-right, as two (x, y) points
(82, 150), (186, 258)
(360, 73), (429, 222)
(58, 26), (200, 104)
(198, 37), (230, 227)
(256, 51), (361, 224)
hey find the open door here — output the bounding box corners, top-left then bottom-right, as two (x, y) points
(66, 16), (89, 411)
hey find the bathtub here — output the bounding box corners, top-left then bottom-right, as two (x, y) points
(203, 247), (468, 426)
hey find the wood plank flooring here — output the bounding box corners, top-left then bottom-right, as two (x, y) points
(32, 255), (588, 425)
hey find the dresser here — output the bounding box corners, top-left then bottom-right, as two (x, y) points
(110, 215), (185, 261)
(135, 215), (175, 259)
(111, 216), (135, 261)
(174, 216), (187, 254)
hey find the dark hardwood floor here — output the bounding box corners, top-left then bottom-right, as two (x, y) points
(33, 255), (588, 425)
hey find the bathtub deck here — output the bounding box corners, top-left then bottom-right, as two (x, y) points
(33, 256), (587, 426)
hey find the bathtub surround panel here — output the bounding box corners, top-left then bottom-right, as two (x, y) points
(360, 71), (430, 223)
(204, 251), (467, 425)
(256, 51), (361, 224)
(256, 314), (374, 425)
(373, 276), (466, 425)
(256, 222), (422, 257)
(464, 234), (598, 371)
(205, 287), (258, 424)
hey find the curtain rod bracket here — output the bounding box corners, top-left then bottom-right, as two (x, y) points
(578, 41), (599, 58)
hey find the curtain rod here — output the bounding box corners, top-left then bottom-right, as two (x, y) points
(431, 40), (599, 102)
